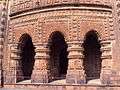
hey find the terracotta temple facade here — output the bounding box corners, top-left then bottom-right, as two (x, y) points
(1, 0), (120, 88)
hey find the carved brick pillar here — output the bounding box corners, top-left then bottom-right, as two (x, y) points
(8, 44), (20, 84)
(31, 43), (49, 83)
(100, 40), (113, 84)
(16, 46), (24, 82)
(66, 41), (86, 84)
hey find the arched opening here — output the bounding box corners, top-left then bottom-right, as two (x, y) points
(48, 31), (68, 83)
(83, 31), (102, 83)
(17, 34), (35, 82)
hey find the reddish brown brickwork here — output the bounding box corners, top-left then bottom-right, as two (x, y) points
(0, 0), (8, 87)
(2, 0), (120, 89)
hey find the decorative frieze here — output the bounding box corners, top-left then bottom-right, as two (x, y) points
(10, 0), (112, 15)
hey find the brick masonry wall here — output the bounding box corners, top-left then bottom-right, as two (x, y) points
(5, 0), (117, 86)
(6, 8), (113, 84)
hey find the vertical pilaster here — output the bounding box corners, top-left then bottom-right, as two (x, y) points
(31, 43), (49, 83)
(66, 40), (86, 84)
(100, 40), (113, 84)
(16, 46), (24, 82)
(7, 44), (19, 84)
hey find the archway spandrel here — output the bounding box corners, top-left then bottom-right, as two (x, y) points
(78, 21), (107, 40)
(42, 20), (69, 43)
(13, 25), (39, 43)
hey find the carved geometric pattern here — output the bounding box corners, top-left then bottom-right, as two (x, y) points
(42, 18), (69, 43)
(10, 0), (112, 14)
(6, 0), (118, 85)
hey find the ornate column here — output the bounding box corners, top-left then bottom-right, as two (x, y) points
(8, 44), (20, 83)
(66, 40), (86, 84)
(31, 43), (49, 83)
(100, 40), (113, 84)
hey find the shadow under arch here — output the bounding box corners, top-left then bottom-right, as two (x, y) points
(47, 31), (68, 82)
(82, 30), (102, 83)
(17, 33), (35, 82)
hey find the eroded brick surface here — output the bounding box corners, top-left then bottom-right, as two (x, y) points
(1, 0), (120, 89)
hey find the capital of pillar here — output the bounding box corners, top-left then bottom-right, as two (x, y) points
(31, 43), (50, 83)
(66, 40), (86, 84)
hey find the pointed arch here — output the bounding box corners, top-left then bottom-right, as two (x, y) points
(47, 31), (68, 82)
(17, 33), (35, 82)
(83, 30), (102, 83)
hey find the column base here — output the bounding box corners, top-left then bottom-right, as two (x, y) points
(4, 69), (16, 84)
(101, 70), (120, 85)
(101, 74), (111, 84)
(101, 69), (113, 84)
(66, 70), (86, 84)
(5, 76), (16, 84)
(31, 70), (49, 83)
